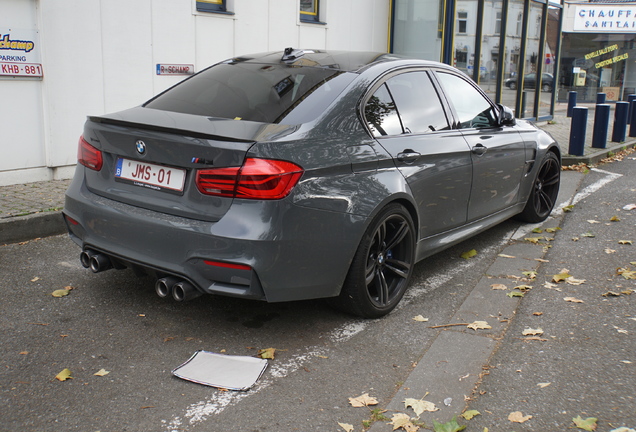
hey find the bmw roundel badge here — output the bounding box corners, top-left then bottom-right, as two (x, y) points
(135, 140), (146, 155)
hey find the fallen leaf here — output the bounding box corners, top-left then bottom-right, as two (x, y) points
(522, 328), (544, 336)
(622, 204), (636, 210)
(508, 411), (532, 423)
(55, 368), (73, 381)
(432, 416), (466, 432)
(491, 283), (508, 290)
(552, 272), (572, 283)
(566, 277), (586, 285)
(94, 369), (110, 377)
(257, 348), (277, 359)
(605, 248), (616, 254)
(581, 232), (596, 238)
(535, 258), (549, 262)
(609, 428), (636, 432)
(587, 220), (601, 224)
(615, 326), (629, 334)
(545, 227), (561, 233)
(533, 312), (543, 316)
(338, 422), (354, 432)
(514, 284), (533, 291)
(618, 240), (633, 245)
(602, 291), (622, 297)
(467, 321), (491, 330)
(563, 205), (575, 212)
(391, 413), (419, 432)
(404, 398), (438, 416)
(349, 393), (378, 407)
(610, 216), (621, 222)
(524, 237), (543, 244)
(461, 410), (480, 420)
(531, 228), (543, 233)
(412, 315), (429, 322)
(522, 271), (537, 279)
(537, 382), (551, 388)
(507, 291), (524, 298)
(51, 288), (71, 297)
(617, 268), (636, 279)
(573, 415), (598, 431)
(564, 297), (584, 303)
(461, 249), (477, 259)
(523, 336), (548, 342)
(31, 277), (40, 282)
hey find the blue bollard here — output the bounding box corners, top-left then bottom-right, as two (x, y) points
(569, 107), (588, 156)
(612, 101), (629, 142)
(592, 104), (610, 148)
(567, 91), (577, 117)
(630, 100), (636, 138)
(628, 94), (636, 121)
(596, 93), (606, 104)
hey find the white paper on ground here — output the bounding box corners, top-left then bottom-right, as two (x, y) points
(172, 350), (268, 391)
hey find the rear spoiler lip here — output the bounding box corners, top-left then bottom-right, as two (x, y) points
(88, 115), (256, 144)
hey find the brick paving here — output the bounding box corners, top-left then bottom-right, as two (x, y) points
(0, 179), (70, 219)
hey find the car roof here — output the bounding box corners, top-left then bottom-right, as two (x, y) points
(222, 48), (449, 74)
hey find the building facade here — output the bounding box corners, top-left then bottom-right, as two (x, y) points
(0, 0), (390, 186)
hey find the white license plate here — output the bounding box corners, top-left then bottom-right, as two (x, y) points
(115, 158), (186, 193)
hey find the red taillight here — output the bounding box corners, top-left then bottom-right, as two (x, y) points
(77, 135), (103, 171)
(204, 260), (252, 271)
(196, 158), (303, 200)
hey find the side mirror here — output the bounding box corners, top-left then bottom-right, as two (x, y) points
(497, 104), (516, 126)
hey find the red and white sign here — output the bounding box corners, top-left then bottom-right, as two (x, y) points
(156, 64), (194, 75)
(0, 62), (42, 77)
(0, 29), (42, 78)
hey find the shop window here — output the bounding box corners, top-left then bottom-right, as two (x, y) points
(456, 50), (468, 69)
(196, 0), (232, 14)
(458, 11), (468, 34)
(300, 0), (323, 24)
(516, 13), (523, 36)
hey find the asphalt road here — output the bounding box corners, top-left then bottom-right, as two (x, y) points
(1, 164), (633, 432)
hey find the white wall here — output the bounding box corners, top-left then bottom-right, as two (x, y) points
(0, 0), (390, 186)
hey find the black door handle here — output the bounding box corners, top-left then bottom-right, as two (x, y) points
(472, 144), (487, 155)
(397, 150), (421, 163)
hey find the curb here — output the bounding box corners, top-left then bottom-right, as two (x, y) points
(561, 140), (636, 166)
(0, 211), (66, 245)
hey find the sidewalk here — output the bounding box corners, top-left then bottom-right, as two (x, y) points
(0, 107), (635, 245)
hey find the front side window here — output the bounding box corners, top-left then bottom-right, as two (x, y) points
(436, 72), (498, 129)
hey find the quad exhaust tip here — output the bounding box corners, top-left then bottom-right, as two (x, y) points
(156, 277), (202, 302)
(80, 250), (112, 273)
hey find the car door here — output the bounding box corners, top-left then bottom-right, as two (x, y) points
(363, 69), (473, 239)
(434, 71), (527, 222)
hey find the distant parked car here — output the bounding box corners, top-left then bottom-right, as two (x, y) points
(505, 73), (554, 91)
(64, 49), (561, 318)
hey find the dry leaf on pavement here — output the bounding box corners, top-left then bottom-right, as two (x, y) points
(55, 368), (73, 381)
(522, 328), (544, 336)
(390, 413), (419, 432)
(564, 297), (584, 303)
(467, 321), (491, 330)
(404, 398), (438, 417)
(509, 411), (532, 423)
(348, 393), (378, 407)
(338, 422), (354, 432)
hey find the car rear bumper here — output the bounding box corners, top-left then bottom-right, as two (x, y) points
(63, 174), (364, 302)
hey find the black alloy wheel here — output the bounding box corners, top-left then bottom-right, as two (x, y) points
(332, 204), (415, 318)
(517, 152), (560, 223)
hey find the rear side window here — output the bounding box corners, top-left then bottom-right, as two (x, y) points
(385, 71), (449, 134)
(144, 61), (355, 124)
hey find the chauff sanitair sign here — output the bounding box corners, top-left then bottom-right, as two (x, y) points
(575, 5), (636, 31)
(0, 28), (42, 77)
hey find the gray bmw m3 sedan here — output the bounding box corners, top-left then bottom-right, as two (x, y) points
(63, 48), (560, 318)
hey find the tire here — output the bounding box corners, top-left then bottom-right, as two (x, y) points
(330, 203), (415, 318)
(542, 83), (552, 92)
(509, 82), (517, 90)
(516, 152), (560, 223)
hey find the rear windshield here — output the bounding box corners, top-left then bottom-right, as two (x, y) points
(144, 61), (356, 124)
